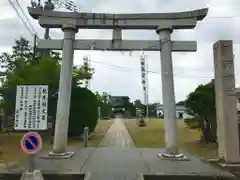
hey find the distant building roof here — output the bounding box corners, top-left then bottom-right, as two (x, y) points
(109, 96), (130, 107)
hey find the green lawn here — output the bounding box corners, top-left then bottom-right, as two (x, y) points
(0, 120), (113, 168)
(124, 119), (217, 159)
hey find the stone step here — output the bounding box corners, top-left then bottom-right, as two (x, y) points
(84, 172), (235, 180)
(0, 172), (235, 180)
(84, 172), (144, 180)
(143, 173), (235, 180)
(0, 172), (85, 180)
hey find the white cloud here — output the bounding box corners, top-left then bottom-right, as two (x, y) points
(1, 0), (240, 103)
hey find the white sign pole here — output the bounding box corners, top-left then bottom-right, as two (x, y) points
(145, 55), (149, 121)
(140, 53), (147, 115)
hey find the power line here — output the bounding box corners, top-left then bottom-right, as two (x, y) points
(8, 0), (240, 41)
(15, 0), (38, 37)
(208, 15), (240, 19)
(8, 0), (35, 37)
(82, 58), (211, 80)
(7, 0), (38, 38)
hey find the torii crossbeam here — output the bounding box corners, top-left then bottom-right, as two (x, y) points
(37, 39), (197, 51)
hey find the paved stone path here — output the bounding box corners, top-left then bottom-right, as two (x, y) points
(99, 118), (135, 148)
(1, 119), (235, 180)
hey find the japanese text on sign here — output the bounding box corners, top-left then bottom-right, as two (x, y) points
(15, 85), (48, 130)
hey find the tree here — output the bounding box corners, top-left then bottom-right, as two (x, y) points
(127, 102), (136, 118)
(147, 103), (159, 117)
(0, 37), (94, 128)
(1, 56), (61, 117)
(95, 92), (112, 119)
(185, 80), (217, 143)
(72, 65), (94, 87)
(134, 99), (142, 109)
(134, 99), (146, 116)
(176, 101), (185, 105)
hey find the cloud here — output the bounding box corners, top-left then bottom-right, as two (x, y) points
(0, 0), (240, 103)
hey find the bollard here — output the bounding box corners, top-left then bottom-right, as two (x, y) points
(98, 106), (101, 121)
(84, 127), (89, 147)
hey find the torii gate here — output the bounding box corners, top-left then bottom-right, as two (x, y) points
(28, 7), (208, 159)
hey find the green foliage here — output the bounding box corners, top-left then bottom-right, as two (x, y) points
(126, 103), (136, 118)
(72, 65), (94, 87)
(100, 102), (112, 119)
(68, 87), (98, 136)
(0, 37), (95, 135)
(147, 103), (159, 117)
(134, 99), (147, 116)
(185, 80), (217, 143)
(176, 101), (185, 106)
(134, 99), (143, 109)
(95, 91), (113, 119)
(0, 38), (61, 116)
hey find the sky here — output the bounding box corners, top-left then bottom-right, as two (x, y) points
(1, 0), (240, 103)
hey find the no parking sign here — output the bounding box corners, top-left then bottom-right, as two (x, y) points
(20, 132), (42, 154)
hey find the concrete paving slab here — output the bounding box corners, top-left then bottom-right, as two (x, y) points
(140, 148), (235, 179)
(6, 147), (95, 173)
(1, 147), (235, 180)
(80, 147), (234, 179)
(85, 172), (144, 180)
(80, 148), (147, 173)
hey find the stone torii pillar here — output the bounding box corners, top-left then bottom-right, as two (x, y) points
(50, 24), (78, 156)
(157, 27), (178, 155)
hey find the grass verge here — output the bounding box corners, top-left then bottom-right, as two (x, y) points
(0, 120), (113, 168)
(124, 118), (217, 159)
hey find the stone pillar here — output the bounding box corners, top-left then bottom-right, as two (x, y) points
(157, 27), (178, 154)
(53, 24), (77, 154)
(213, 40), (240, 163)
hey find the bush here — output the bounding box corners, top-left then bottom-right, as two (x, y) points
(52, 87), (98, 137)
(68, 87), (98, 136)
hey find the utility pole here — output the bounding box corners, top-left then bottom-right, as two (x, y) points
(83, 56), (92, 89)
(43, 0), (54, 56)
(32, 34), (38, 64)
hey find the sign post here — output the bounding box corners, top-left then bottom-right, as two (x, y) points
(20, 132), (42, 171)
(14, 85), (48, 180)
(20, 132), (44, 180)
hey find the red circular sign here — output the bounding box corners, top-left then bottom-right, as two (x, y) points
(20, 132), (42, 154)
